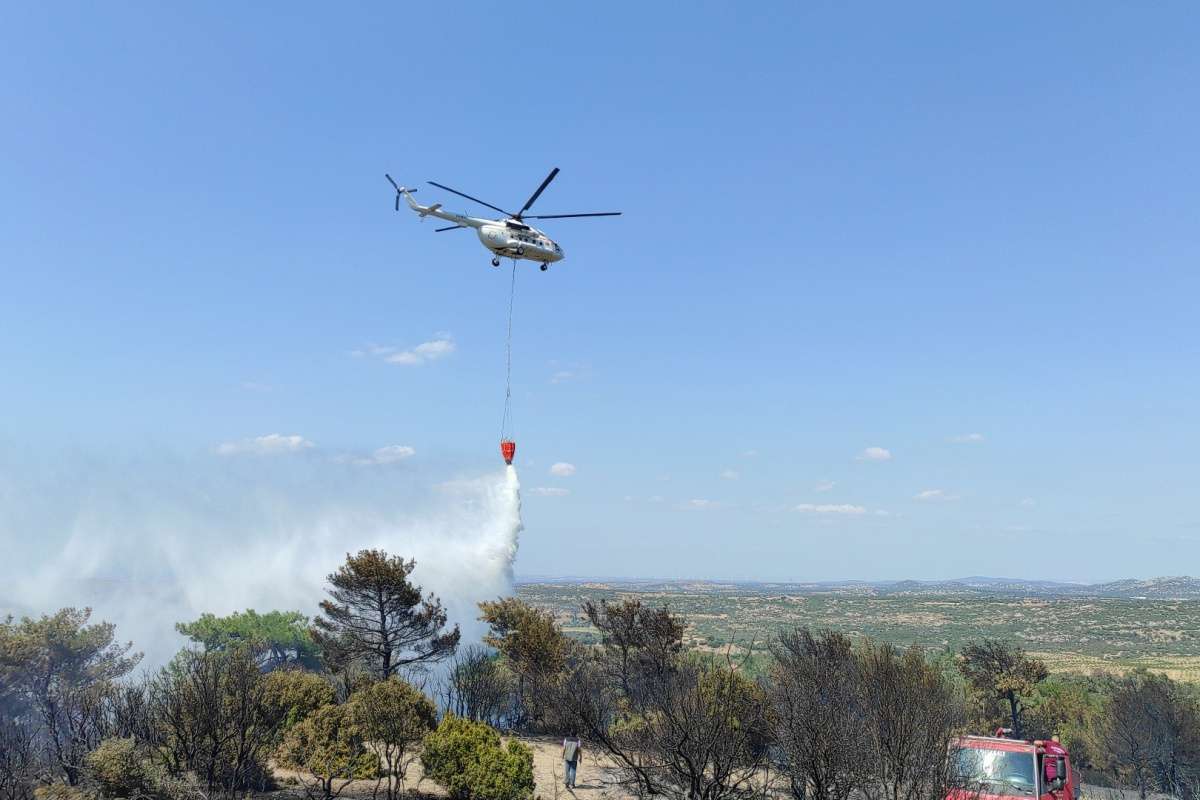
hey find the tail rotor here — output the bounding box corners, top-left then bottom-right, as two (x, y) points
(385, 174), (416, 211)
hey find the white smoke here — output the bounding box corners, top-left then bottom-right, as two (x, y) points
(0, 450), (523, 668)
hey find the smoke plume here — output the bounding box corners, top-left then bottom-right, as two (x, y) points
(0, 449), (523, 668)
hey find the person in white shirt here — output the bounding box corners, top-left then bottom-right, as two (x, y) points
(562, 733), (583, 789)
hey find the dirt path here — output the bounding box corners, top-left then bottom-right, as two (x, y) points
(523, 736), (626, 800)
(269, 736), (626, 800)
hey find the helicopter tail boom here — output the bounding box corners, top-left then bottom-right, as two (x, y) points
(400, 188), (423, 211)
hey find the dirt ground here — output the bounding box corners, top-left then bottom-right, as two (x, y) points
(516, 736), (626, 800)
(270, 737), (1147, 800)
(270, 735), (627, 800)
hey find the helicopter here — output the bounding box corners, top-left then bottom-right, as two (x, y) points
(385, 168), (621, 271)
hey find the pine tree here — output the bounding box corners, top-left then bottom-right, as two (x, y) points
(312, 550), (460, 679)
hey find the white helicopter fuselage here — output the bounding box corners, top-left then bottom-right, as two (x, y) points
(477, 223), (564, 263)
(399, 187), (565, 265)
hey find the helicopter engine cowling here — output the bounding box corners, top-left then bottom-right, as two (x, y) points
(479, 225), (506, 250)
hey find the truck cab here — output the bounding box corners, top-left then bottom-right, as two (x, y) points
(949, 735), (1076, 800)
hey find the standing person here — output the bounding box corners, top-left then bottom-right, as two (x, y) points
(562, 732), (583, 789)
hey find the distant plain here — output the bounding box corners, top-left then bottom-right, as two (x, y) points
(517, 577), (1200, 682)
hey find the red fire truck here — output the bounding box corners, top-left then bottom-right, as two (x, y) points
(949, 732), (1077, 800)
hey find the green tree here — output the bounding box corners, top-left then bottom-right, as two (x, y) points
(175, 610), (319, 671)
(348, 678), (436, 800)
(479, 599), (569, 672)
(279, 705), (376, 800)
(478, 598), (570, 729)
(1024, 674), (1104, 768)
(312, 550), (460, 680)
(420, 716), (534, 800)
(958, 639), (1048, 739)
(0, 609), (141, 785)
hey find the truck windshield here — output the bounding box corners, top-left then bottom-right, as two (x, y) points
(955, 748), (1036, 796)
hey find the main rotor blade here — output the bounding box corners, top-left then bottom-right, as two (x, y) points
(523, 212), (622, 219)
(516, 167), (559, 219)
(435, 225), (466, 232)
(427, 181), (513, 217)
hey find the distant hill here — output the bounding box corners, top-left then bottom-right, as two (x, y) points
(1087, 576), (1200, 599)
(516, 575), (1200, 600)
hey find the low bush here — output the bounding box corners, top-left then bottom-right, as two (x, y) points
(85, 738), (151, 798)
(83, 738), (206, 800)
(420, 716), (534, 800)
(32, 787), (94, 800)
(279, 705), (377, 800)
(262, 669), (336, 734)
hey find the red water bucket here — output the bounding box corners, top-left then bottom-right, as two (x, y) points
(500, 440), (516, 465)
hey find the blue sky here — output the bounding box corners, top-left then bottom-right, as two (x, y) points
(2, 3), (1198, 582)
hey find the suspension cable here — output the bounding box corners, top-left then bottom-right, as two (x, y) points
(500, 259), (517, 440)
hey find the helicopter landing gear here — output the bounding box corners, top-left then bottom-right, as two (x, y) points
(540, 263), (549, 271)
(515, 246), (525, 256)
(491, 257), (501, 267)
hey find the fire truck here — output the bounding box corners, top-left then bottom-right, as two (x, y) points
(949, 731), (1077, 800)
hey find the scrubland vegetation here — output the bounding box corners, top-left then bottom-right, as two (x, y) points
(4, 552), (1200, 800)
(518, 582), (1200, 680)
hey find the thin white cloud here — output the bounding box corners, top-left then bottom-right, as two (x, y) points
(814, 480), (836, 493)
(686, 499), (719, 510)
(950, 433), (985, 444)
(547, 359), (590, 384)
(530, 487), (569, 497)
(795, 503), (867, 515)
(720, 469), (740, 480)
(216, 434), (314, 456)
(351, 344), (399, 359)
(1019, 497), (1036, 507)
(387, 338), (455, 365)
(370, 445), (415, 463)
(354, 336), (456, 366)
(549, 462), (576, 477)
(336, 445), (416, 466)
(742, 450), (758, 458)
(915, 488), (957, 501)
(857, 446), (892, 462)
